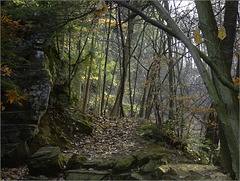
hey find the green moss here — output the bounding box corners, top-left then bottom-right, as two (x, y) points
(50, 122), (71, 148)
(138, 124), (152, 132)
(149, 147), (168, 154)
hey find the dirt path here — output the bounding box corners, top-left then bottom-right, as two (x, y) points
(62, 117), (230, 180)
(1, 117), (230, 180)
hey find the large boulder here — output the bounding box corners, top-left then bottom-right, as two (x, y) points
(28, 147), (64, 177)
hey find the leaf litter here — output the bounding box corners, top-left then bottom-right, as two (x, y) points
(62, 116), (144, 160)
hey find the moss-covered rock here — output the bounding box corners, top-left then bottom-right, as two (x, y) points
(66, 153), (87, 170)
(97, 159), (115, 170)
(140, 160), (156, 174)
(66, 170), (109, 180)
(130, 172), (145, 180)
(151, 165), (170, 179)
(113, 155), (136, 173)
(28, 147), (64, 177)
(133, 151), (150, 166)
(82, 160), (102, 169)
(30, 105), (93, 152)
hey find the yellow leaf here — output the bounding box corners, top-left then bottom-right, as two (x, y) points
(194, 29), (201, 44)
(218, 26), (226, 40)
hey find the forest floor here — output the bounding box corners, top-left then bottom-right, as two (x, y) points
(1, 115), (230, 180)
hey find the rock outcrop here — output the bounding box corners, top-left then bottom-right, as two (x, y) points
(1, 29), (53, 167)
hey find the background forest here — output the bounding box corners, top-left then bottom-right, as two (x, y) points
(1, 0), (239, 180)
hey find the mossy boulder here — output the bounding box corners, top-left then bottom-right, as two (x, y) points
(113, 155), (136, 173)
(133, 151), (150, 166)
(97, 159), (115, 170)
(28, 147), (64, 177)
(140, 160), (156, 174)
(69, 111), (93, 136)
(66, 153), (87, 170)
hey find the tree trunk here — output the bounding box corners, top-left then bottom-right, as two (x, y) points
(195, 1), (239, 177)
(101, 7), (112, 116)
(82, 35), (94, 113)
(164, 0), (174, 121)
(114, 1), (239, 177)
(111, 9), (134, 116)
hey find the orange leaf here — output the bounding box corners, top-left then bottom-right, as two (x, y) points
(18, 102), (23, 107)
(1, 105), (5, 111)
(9, 97), (15, 104)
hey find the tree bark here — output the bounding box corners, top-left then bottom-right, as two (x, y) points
(195, 1), (239, 177)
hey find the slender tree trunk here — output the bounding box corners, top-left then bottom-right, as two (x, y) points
(68, 25), (71, 102)
(164, 0), (174, 121)
(82, 35), (94, 113)
(111, 9), (134, 116)
(139, 70), (150, 117)
(101, 6), (112, 116)
(105, 59), (118, 115)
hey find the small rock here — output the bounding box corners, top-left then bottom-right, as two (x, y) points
(160, 157), (169, 165)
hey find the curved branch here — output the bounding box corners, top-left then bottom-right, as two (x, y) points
(113, 0), (238, 93)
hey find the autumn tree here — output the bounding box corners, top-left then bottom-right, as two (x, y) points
(113, 0), (239, 178)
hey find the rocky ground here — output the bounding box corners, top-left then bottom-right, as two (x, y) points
(1, 115), (231, 180)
